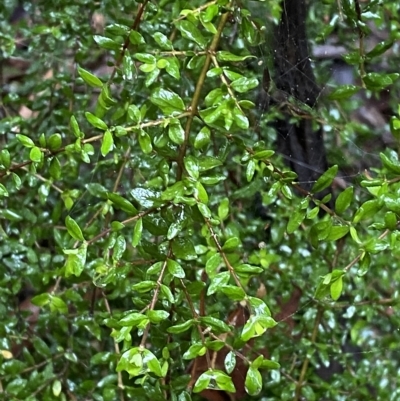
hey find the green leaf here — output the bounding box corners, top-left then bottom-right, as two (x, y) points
(150, 88), (185, 115)
(207, 271), (230, 295)
(357, 252), (371, 276)
(380, 151), (400, 174)
(166, 57), (181, 79)
(366, 40), (394, 59)
(0, 149), (10, 168)
(33, 337), (51, 358)
(168, 220), (184, 240)
(167, 319), (195, 334)
(184, 156), (199, 179)
(135, 53), (156, 64)
(176, 20), (207, 48)
(129, 30), (145, 45)
(363, 72), (399, 90)
(154, 32), (173, 50)
(65, 215), (85, 241)
(49, 295), (68, 313)
(203, 4), (219, 22)
(29, 146), (42, 163)
(101, 130), (114, 156)
(200, 174), (226, 186)
(364, 238), (388, 254)
(70, 115), (82, 138)
(353, 199), (383, 222)
(222, 237), (240, 251)
(194, 181), (208, 203)
(31, 292), (50, 306)
(328, 85), (360, 100)
(193, 368), (235, 393)
(198, 202), (211, 218)
(183, 343), (207, 360)
(119, 312), (147, 326)
(311, 165), (338, 194)
(160, 284), (175, 303)
(330, 275), (343, 301)
(217, 51), (255, 62)
(48, 133), (62, 151)
(143, 349), (163, 377)
(193, 371), (211, 393)
(220, 285), (246, 301)
(167, 258), (185, 278)
(205, 253), (222, 278)
(132, 281), (156, 293)
(252, 150), (275, 160)
(64, 243), (87, 277)
(138, 130), (153, 154)
(78, 66), (103, 88)
(234, 264), (263, 275)
(384, 212), (397, 230)
(199, 316), (230, 333)
(132, 218), (143, 247)
(233, 110), (249, 129)
(231, 77), (258, 93)
(224, 351), (236, 374)
(112, 235), (126, 262)
(213, 370), (235, 393)
(93, 35), (121, 50)
(0, 183), (9, 197)
(168, 119), (185, 145)
(16, 134), (35, 148)
(111, 221), (125, 231)
(107, 193), (138, 214)
(198, 156), (223, 172)
(325, 226), (349, 241)
(105, 23), (129, 36)
(218, 198), (229, 221)
(246, 159), (256, 182)
(245, 367), (262, 396)
(335, 186), (353, 214)
(172, 237), (197, 260)
(85, 112), (108, 130)
(147, 310), (170, 324)
(287, 206), (307, 234)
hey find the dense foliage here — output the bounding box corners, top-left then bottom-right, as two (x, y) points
(1, 0), (400, 400)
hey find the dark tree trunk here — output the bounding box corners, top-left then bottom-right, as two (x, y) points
(272, 0), (329, 194)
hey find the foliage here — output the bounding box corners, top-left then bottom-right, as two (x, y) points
(1, 0), (400, 400)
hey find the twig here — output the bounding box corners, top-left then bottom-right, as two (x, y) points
(294, 307), (323, 400)
(177, 7), (232, 179)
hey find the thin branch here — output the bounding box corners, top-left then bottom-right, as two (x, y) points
(177, 8), (232, 179)
(102, 291), (125, 401)
(139, 253), (170, 349)
(294, 307), (323, 400)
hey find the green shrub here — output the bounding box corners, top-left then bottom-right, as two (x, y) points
(1, 1), (400, 400)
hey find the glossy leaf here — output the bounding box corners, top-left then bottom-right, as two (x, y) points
(328, 85), (360, 100)
(29, 146), (42, 163)
(85, 112), (108, 130)
(176, 20), (207, 48)
(132, 218), (143, 247)
(101, 130), (114, 156)
(78, 66), (103, 88)
(311, 165), (338, 194)
(335, 186), (353, 214)
(167, 258), (185, 278)
(150, 88), (185, 115)
(245, 367), (262, 396)
(64, 244), (87, 277)
(287, 206), (307, 234)
(65, 215), (85, 241)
